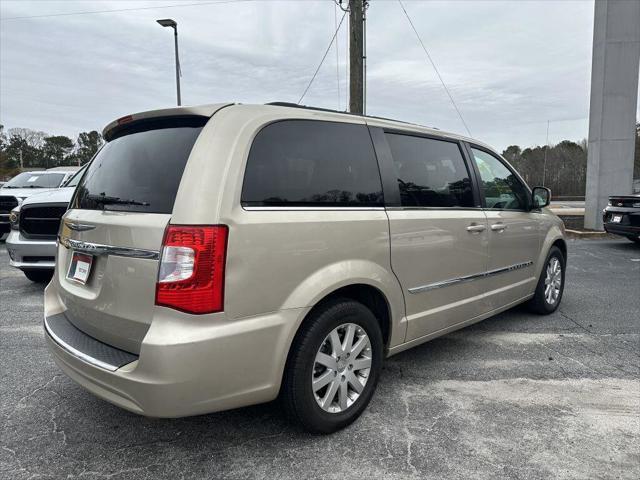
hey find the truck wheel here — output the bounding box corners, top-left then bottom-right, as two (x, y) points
(23, 270), (53, 283)
(282, 299), (383, 433)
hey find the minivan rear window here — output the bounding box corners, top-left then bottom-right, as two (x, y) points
(242, 120), (383, 207)
(73, 119), (206, 214)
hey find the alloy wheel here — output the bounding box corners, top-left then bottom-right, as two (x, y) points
(544, 257), (562, 305)
(312, 323), (372, 413)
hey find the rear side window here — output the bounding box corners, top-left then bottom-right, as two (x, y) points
(73, 120), (205, 213)
(242, 120), (383, 207)
(386, 133), (474, 208)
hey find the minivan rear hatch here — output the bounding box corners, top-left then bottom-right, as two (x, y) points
(56, 114), (210, 354)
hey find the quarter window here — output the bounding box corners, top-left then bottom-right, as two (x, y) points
(470, 148), (529, 210)
(242, 120), (383, 207)
(385, 133), (474, 208)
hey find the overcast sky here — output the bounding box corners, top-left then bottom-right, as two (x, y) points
(1, 0), (634, 150)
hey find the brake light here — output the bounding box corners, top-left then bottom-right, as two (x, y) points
(155, 225), (228, 314)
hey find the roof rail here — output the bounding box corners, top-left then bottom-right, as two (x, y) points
(265, 102), (438, 130)
(266, 102), (349, 115)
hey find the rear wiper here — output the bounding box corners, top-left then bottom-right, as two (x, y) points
(86, 194), (150, 208)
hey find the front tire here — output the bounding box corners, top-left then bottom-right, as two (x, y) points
(282, 299), (383, 433)
(23, 269), (53, 283)
(627, 235), (640, 245)
(528, 246), (565, 314)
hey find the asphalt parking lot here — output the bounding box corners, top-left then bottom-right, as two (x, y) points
(1, 239), (639, 480)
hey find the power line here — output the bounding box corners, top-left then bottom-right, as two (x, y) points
(0, 0), (257, 21)
(397, 0), (472, 137)
(298, 9), (347, 105)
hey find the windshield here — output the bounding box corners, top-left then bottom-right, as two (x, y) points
(62, 166), (87, 188)
(73, 119), (206, 213)
(3, 172), (66, 189)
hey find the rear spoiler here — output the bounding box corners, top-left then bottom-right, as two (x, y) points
(102, 103), (233, 141)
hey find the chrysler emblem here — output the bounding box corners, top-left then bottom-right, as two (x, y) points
(64, 221), (96, 232)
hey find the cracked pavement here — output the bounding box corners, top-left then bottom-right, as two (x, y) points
(1, 238), (639, 479)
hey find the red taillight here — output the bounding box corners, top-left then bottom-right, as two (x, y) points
(155, 225), (228, 314)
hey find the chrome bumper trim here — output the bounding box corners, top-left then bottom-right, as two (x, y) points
(408, 261), (534, 294)
(10, 259), (56, 269)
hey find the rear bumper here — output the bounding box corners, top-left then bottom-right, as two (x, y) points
(602, 208), (640, 238)
(6, 230), (56, 269)
(603, 223), (640, 238)
(44, 283), (308, 417)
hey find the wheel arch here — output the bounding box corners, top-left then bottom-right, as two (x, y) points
(301, 284), (393, 349)
(535, 226), (567, 279)
(552, 237), (567, 261)
(278, 282), (396, 399)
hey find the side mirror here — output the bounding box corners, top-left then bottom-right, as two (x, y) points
(531, 186), (551, 209)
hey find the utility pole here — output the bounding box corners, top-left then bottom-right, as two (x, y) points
(542, 120), (549, 187)
(19, 149), (23, 170)
(349, 0), (365, 114)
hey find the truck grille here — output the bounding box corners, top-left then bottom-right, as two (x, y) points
(609, 197), (639, 208)
(19, 203), (68, 239)
(0, 195), (19, 214)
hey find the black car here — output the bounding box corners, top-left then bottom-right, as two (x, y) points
(602, 193), (640, 244)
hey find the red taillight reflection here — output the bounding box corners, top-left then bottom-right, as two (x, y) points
(155, 225), (228, 314)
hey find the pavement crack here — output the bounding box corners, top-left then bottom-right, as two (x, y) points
(401, 392), (420, 478)
(50, 402), (68, 445)
(15, 374), (63, 406)
(113, 434), (183, 452)
(558, 310), (593, 334)
(558, 311), (639, 376)
(535, 341), (608, 377)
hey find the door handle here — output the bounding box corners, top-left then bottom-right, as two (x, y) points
(466, 224), (486, 233)
(491, 223), (507, 232)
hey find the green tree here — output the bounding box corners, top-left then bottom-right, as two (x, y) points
(4, 128), (47, 168)
(70, 131), (103, 165)
(0, 124), (13, 178)
(0, 124), (6, 151)
(41, 135), (74, 168)
(502, 145), (522, 164)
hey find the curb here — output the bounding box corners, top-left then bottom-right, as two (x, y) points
(565, 229), (612, 239)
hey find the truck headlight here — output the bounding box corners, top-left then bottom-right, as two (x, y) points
(9, 206), (20, 230)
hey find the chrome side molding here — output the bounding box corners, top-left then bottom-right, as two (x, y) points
(58, 237), (160, 260)
(408, 261), (534, 294)
(242, 206), (385, 211)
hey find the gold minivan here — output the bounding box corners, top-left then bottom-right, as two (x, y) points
(45, 103), (566, 433)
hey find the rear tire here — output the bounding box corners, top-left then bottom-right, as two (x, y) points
(628, 236), (640, 245)
(23, 269), (53, 283)
(528, 246), (565, 315)
(282, 298), (383, 434)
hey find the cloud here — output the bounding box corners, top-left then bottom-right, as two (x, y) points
(0, 0), (606, 150)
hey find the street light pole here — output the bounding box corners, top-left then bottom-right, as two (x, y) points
(157, 19), (181, 106)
